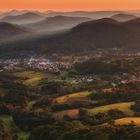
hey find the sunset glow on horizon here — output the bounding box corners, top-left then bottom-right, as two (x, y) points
(0, 0), (140, 11)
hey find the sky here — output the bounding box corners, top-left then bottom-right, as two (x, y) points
(0, 0), (140, 11)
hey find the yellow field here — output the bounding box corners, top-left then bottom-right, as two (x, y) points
(114, 117), (140, 126)
(87, 102), (134, 116)
(53, 91), (92, 104)
(14, 71), (46, 86)
(26, 100), (38, 111)
(54, 102), (134, 119)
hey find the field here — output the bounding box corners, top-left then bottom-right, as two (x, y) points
(17, 131), (30, 140)
(54, 109), (79, 119)
(0, 115), (13, 132)
(87, 102), (134, 116)
(14, 70), (74, 86)
(26, 100), (38, 111)
(0, 115), (30, 140)
(114, 117), (140, 126)
(53, 91), (93, 104)
(59, 70), (74, 83)
(14, 71), (48, 86)
(54, 102), (134, 119)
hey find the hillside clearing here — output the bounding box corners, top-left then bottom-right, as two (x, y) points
(114, 117), (140, 126)
(0, 115), (13, 132)
(87, 102), (134, 116)
(54, 109), (79, 119)
(14, 71), (47, 86)
(53, 91), (92, 104)
(54, 102), (135, 119)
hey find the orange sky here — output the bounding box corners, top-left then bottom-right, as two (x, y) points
(0, 0), (140, 11)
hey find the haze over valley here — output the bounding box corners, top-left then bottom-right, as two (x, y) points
(0, 10), (140, 58)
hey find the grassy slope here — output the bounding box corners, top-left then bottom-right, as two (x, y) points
(0, 115), (30, 140)
(54, 109), (79, 119)
(17, 131), (30, 140)
(14, 71), (47, 86)
(88, 102), (134, 116)
(114, 117), (140, 126)
(26, 100), (38, 111)
(54, 102), (134, 119)
(0, 115), (13, 132)
(53, 91), (92, 104)
(14, 70), (73, 86)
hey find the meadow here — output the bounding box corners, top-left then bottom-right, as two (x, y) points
(53, 102), (135, 119)
(53, 91), (93, 104)
(114, 117), (140, 126)
(87, 102), (135, 116)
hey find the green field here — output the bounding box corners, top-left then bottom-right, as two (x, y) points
(25, 100), (38, 111)
(0, 115), (13, 132)
(0, 115), (30, 140)
(87, 102), (134, 116)
(53, 91), (92, 104)
(17, 131), (30, 140)
(59, 70), (74, 83)
(14, 71), (47, 86)
(14, 70), (73, 86)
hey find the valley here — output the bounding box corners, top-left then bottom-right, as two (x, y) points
(0, 9), (140, 140)
(0, 52), (140, 140)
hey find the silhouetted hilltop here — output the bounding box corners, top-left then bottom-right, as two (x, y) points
(0, 22), (28, 39)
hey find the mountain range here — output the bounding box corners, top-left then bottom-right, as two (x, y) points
(27, 16), (91, 31)
(0, 10), (140, 58)
(0, 12), (44, 24)
(0, 17), (140, 58)
(45, 11), (123, 19)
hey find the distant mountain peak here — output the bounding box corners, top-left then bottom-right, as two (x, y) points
(74, 18), (120, 30)
(111, 13), (137, 21)
(0, 11), (43, 24)
(46, 15), (90, 19)
(21, 12), (41, 17)
(93, 18), (119, 23)
(1, 11), (42, 20)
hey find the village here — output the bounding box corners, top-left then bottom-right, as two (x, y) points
(0, 55), (140, 87)
(0, 57), (74, 73)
